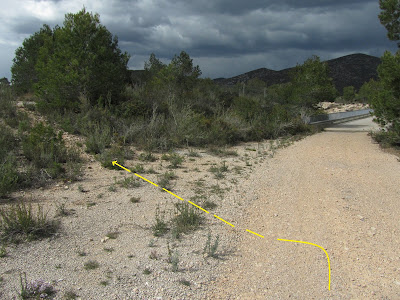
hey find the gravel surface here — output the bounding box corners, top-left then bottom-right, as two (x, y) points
(1, 117), (399, 299)
(209, 117), (400, 299)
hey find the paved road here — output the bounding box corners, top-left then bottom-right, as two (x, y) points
(210, 116), (400, 299)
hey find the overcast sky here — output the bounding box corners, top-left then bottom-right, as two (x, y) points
(0, 0), (398, 80)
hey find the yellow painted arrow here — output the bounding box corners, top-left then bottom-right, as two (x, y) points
(112, 160), (131, 172)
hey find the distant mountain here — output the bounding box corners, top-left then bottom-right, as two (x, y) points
(213, 53), (381, 93)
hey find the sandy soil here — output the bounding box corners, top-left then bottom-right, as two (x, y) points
(1, 115), (399, 299)
(208, 117), (400, 299)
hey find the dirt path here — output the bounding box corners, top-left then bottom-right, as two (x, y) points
(209, 117), (400, 299)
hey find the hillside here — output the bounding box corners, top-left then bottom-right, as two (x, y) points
(213, 53), (381, 93)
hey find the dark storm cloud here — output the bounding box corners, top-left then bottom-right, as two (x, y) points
(0, 0), (397, 80)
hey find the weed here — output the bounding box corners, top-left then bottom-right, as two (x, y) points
(152, 205), (168, 237)
(19, 272), (56, 300)
(106, 231), (119, 239)
(55, 264), (62, 269)
(0, 244), (6, 257)
(157, 171), (177, 190)
(78, 185), (84, 192)
(0, 203), (59, 243)
(64, 290), (79, 300)
(130, 197), (140, 203)
(171, 202), (203, 236)
(100, 280), (109, 286)
(202, 200), (218, 210)
(146, 167), (157, 174)
(108, 185), (117, 192)
(143, 268), (152, 275)
(179, 279), (191, 286)
(117, 176), (141, 189)
(208, 147), (238, 157)
(210, 184), (225, 198)
(55, 202), (72, 217)
(170, 251), (179, 272)
(162, 153), (184, 168)
(233, 166), (243, 174)
(85, 125), (111, 154)
(203, 232), (220, 258)
(188, 149), (200, 157)
(149, 250), (158, 260)
(86, 202), (96, 208)
(76, 142), (83, 148)
(139, 152), (157, 162)
(148, 239), (155, 247)
(84, 260), (99, 270)
(209, 161), (229, 179)
(132, 164), (145, 173)
(103, 247), (114, 253)
(77, 251), (87, 257)
(97, 193), (104, 199)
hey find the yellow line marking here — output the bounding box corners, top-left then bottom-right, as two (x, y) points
(188, 201), (209, 213)
(112, 161), (131, 172)
(214, 214), (235, 227)
(277, 238), (331, 290)
(134, 173), (158, 187)
(162, 188), (184, 201)
(246, 229), (264, 238)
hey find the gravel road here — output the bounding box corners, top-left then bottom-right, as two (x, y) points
(209, 117), (400, 299)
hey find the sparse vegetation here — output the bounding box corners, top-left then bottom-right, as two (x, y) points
(203, 232), (220, 258)
(84, 260), (100, 270)
(0, 203), (59, 243)
(19, 273), (56, 300)
(106, 231), (119, 239)
(143, 268), (152, 275)
(157, 171), (177, 190)
(117, 176), (141, 188)
(152, 205), (168, 237)
(64, 289), (79, 299)
(171, 202), (203, 237)
(130, 196), (140, 203)
(179, 279), (191, 286)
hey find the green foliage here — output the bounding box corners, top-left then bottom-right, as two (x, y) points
(171, 202), (203, 236)
(14, 8), (130, 111)
(84, 260), (100, 270)
(232, 96), (261, 121)
(11, 24), (53, 94)
(342, 86), (356, 102)
(22, 123), (67, 175)
(379, 0), (400, 47)
(357, 79), (381, 102)
(370, 50), (400, 144)
(162, 152), (184, 168)
(0, 203), (59, 243)
(203, 231), (220, 258)
(289, 55), (337, 107)
(152, 205), (168, 237)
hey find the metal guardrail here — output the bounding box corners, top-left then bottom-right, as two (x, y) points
(304, 109), (373, 125)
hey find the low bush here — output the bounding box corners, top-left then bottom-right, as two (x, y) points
(0, 203), (59, 243)
(171, 202), (203, 237)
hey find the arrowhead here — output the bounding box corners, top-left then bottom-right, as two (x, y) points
(112, 160), (117, 166)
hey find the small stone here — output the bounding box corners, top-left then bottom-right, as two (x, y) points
(101, 237), (110, 243)
(64, 186), (69, 190)
(357, 215), (364, 221)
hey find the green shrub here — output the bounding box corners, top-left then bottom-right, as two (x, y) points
(99, 144), (126, 169)
(0, 155), (19, 198)
(152, 205), (168, 237)
(203, 232), (220, 258)
(22, 123), (74, 180)
(162, 152), (184, 168)
(157, 171), (177, 190)
(85, 125), (111, 154)
(0, 203), (59, 243)
(171, 202), (203, 236)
